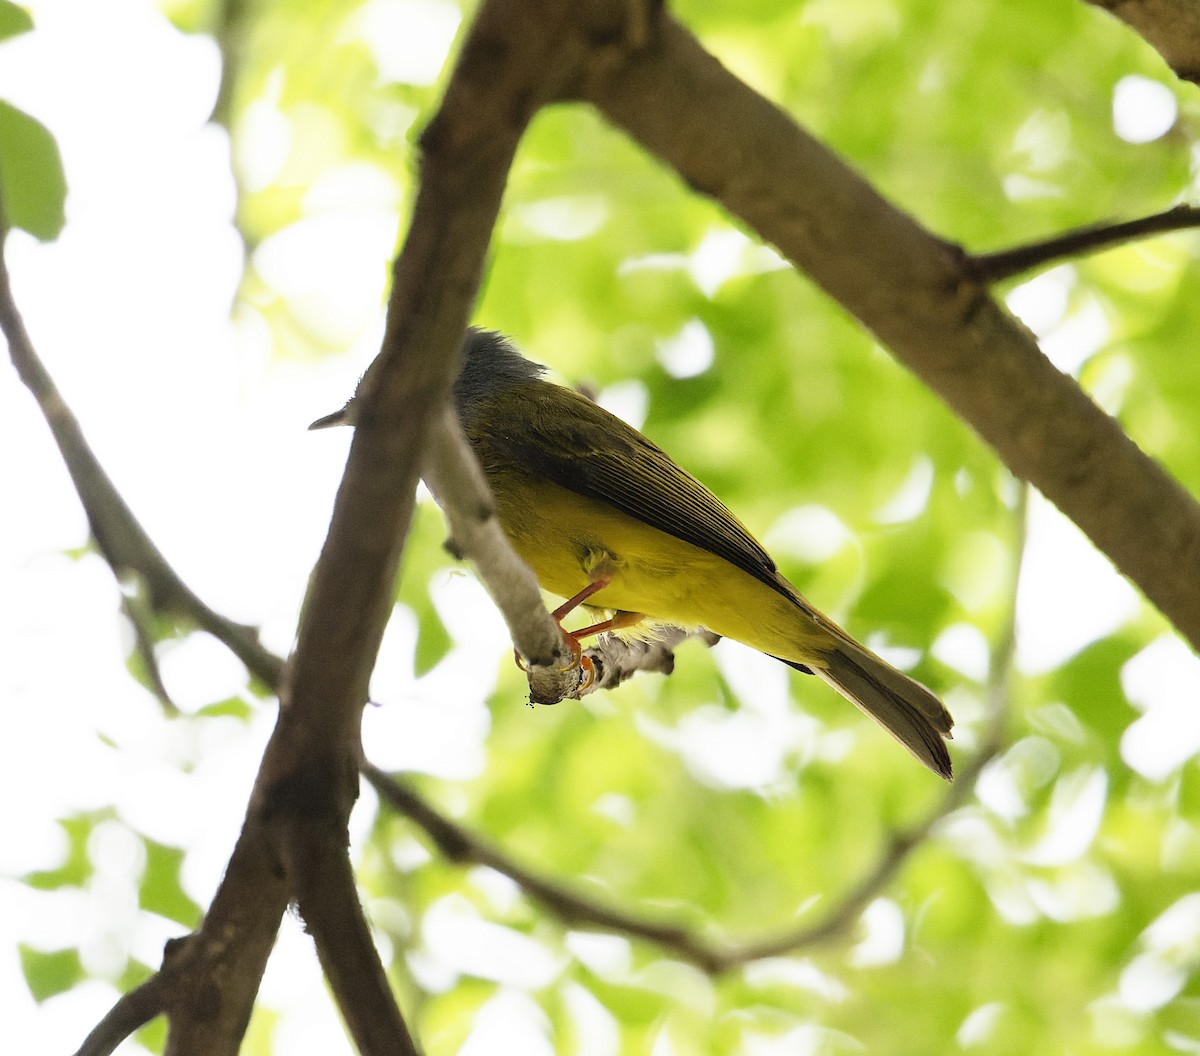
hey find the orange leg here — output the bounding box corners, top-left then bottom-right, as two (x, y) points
(515, 578), (610, 675)
(550, 578), (612, 622)
(563, 609), (646, 642)
(516, 578), (645, 691)
(564, 609), (646, 691)
(550, 577), (646, 645)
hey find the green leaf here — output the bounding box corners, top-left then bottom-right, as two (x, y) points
(0, 1), (32, 41)
(195, 695), (254, 721)
(19, 945), (84, 1003)
(23, 812), (107, 891)
(140, 838), (202, 926)
(0, 100), (66, 240)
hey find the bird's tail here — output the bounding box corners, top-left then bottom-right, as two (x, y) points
(812, 640), (954, 779)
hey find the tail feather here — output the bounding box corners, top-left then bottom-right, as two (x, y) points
(811, 642), (954, 779)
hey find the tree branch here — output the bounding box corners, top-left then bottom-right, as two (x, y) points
(1083, 0), (1200, 84)
(72, 973), (169, 1056)
(254, 2), (601, 1050)
(420, 406), (577, 694)
(365, 741), (988, 973)
(158, 825), (288, 1056)
(0, 213), (281, 690)
(363, 761), (740, 973)
(577, 6), (1200, 651)
(283, 819), (421, 1056)
(971, 204), (1200, 282)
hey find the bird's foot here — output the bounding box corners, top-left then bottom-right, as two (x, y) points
(513, 629), (596, 691)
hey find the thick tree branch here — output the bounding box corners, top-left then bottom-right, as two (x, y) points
(971, 204), (1200, 282)
(577, 6), (1200, 651)
(257, 2), (599, 1050)
(1084, 0), (1200, 84)
(159, 819), (289, 1056)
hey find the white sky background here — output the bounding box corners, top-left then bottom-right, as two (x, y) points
(0, 2), (1196, 1053)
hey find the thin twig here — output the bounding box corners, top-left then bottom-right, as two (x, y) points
(971, 204), (1200, 283)
(362, 761), (737, 973)
(421, 406), (574, 680)
(0, 207), (282, 689)
(120, 593), (181, 716)
(71, 973), (169, 1056)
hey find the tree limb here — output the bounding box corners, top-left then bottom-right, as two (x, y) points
(364, 740), (990, 973)
(72, 973), (169, 1056)
(420, 405), (578, 696)
(159, 819), (289, 1056)
(0, 213), (283, 691)
(283, 818), (421, 1056)
(971, 204), (1200, 282)
(1083, 0), (1200, 84)
(577, 6), (1200, 651)
(255, 1), (600, 1050)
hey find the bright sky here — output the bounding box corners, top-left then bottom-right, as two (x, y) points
(0, 2), (1195, 1054)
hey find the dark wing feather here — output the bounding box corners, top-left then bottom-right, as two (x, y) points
(486, 383), (788, 598)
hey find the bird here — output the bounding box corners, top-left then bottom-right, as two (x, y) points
(312, 327), (954, 778)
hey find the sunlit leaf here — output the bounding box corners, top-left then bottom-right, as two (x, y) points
(0, 100), (66, 240)
(140, 838), (202, 927)
(0, 0), (32, 41)
(19, 945), (84, 1004)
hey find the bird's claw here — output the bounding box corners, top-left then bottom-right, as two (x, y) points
(514, 634), (596, 692)
(576, 653), (597, 692)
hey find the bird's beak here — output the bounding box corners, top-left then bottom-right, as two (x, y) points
(308, 404), (352, 430)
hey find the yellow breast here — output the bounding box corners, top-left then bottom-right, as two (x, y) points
(487, 470), (835, 667)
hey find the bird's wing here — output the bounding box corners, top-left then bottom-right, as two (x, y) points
(485, 384), (789, 597)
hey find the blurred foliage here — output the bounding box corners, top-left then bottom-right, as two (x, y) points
(0, 0), (33, 40)
(0, 98), (66, 240)
(19, 943), (85, 1003)
(14, 0), (1200, 1052)
(0, 3), (65, 237)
